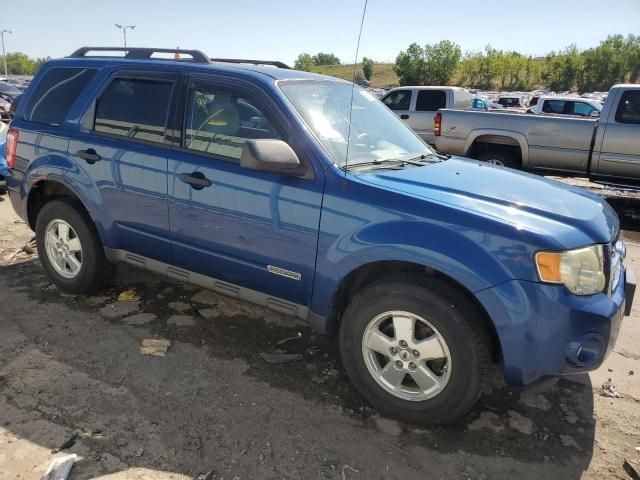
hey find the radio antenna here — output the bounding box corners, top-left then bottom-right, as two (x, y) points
(344, 0), (369, 173)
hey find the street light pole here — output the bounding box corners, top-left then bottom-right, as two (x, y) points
(114, 24), (135, 49)
(1, 29), (11, 78)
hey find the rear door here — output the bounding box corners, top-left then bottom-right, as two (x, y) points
(593, 90), (640, 180)
(67, 70), (177, 263)
(381, 89), (413, 125)
(409, 89), (447, 143)
(166, 76), (324, 312)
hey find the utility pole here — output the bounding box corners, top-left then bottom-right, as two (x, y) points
(114, 24), (135, 49)
(1, 29), (11, 78)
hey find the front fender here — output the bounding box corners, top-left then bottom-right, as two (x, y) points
(311, 217), (536, 317)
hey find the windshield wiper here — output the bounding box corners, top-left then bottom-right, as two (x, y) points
(344, 159), (405, 171)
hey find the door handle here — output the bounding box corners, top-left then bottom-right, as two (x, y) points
(400, 114), (409, 120)
(179, 172), (212, 190)
(75, 148), (102, 164)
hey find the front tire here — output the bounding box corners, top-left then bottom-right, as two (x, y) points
(339, 275), (490, 424)
(35, 198), (115, 294)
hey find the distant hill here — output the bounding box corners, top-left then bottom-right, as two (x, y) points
(310, 63), (399, 88)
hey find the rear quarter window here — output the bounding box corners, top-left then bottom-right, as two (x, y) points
(23, 68), (97, 126)
(415, 90), (446, 111)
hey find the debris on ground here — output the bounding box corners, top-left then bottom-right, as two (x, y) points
(135, 447), (145, 457)
(259, 352), (303, 364)
(41, 453), (77, 480)
(140, 338), (171, 356)
(22, 237), (37, 255)
(51, 431), (78, 453)
(275, 331), (302, 346)
(601, 382), (624, 398)
(624, 458), (640, 480)
(118, 289), (141, 302)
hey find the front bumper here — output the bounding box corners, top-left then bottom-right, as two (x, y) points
(476, 266), (634, 387)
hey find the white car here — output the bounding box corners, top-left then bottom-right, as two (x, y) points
(527, 96), (602, 117)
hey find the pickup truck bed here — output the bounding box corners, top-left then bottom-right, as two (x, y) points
(435, 84), (640, 183)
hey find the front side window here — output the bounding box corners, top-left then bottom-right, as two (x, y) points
(94, 78), (173, 144)
(415, 90), (446, 111)
(184, 85), (280, 160)
(280, 81), (432, 167)
(381, 90), (412, 111)
(24, 68), (97, 126)
(615, 91), (640, 124)
(572, 102), (597, 116)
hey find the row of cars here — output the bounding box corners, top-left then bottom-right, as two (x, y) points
(380, 86), (612, 144)
(0, 78), (26, 121)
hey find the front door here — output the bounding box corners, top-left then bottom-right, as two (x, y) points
(593, 90), (640, 181)
(167, 78), (324, 308)
(67, 71), (177, 262)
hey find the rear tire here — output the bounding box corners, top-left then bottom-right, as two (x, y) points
(339, 274), (490, 424)
(35, 198), (115, 294)
(477, 150), (520, 169)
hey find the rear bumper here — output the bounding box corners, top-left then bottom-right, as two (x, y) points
(476, 266), (634, 387)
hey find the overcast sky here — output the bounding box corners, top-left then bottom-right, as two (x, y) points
(2, 0), (639, 65)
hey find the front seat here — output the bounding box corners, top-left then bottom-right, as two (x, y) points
(202, 94), (240, 136)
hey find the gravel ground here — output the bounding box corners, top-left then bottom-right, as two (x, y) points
(0, 194), (638, 480)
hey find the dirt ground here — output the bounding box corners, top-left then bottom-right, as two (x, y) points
(0, 194), (638, 480)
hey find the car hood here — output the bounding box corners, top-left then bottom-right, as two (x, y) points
(357, 157), (618, 248)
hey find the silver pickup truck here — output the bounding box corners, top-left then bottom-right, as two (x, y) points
(434, 84), (640, 182)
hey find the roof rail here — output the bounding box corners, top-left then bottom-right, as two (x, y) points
(210, 58), (291, 69)
(68, 47), (211, 64)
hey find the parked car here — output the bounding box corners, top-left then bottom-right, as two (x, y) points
(381, 86), (472, 143)
(496, 94), (527, 108)
(527, 96), (602, 117)
(0, 97), (11, 121)
(434, 84), (640, 182)
(0, 81), (22, 103)
(471, 96), (503, 111)
(5, 47), (635, 424)
(0, 122), (8, 194)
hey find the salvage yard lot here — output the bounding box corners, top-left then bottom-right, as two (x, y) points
(0, 195), (638, 480)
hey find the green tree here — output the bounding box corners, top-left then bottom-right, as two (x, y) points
(312, 52), (340, 66)
(5, 53), (36, 75)
(394, 40), (461, 86)
(362, 57), (374, 81)
(293, 53), (314, 72)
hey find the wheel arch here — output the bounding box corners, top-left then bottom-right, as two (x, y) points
(464, 129), (529, 168)
(322, 259), (501, 363)
(26, 179), (105, 244)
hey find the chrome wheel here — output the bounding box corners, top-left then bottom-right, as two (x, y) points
(362, 311), (451, 401)
(44, 219), (83, 279)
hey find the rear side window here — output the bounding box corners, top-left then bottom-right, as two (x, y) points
(615, 91), (640, 124)
(415, 90), (446, 111)
(94, 78), (174, 144)
(382, 90), (412, 111)
(23, 68), (97, 126)
(542, 100), (566, 114)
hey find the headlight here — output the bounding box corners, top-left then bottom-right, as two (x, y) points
(535, 245), (605, 295)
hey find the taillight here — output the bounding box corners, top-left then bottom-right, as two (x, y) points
(5, 128), (18, 169)
(434, 112), (442, 137)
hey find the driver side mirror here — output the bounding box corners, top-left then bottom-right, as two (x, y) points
(589, 110), (600, 117)
(240, 139), (307, 177)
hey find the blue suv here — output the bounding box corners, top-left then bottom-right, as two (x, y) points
(5, 47), (636, 424)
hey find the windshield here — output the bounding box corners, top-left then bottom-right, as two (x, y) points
(279, 80), (433, 167)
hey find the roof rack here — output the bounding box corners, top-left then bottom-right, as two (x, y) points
(210, 58), (291, 69)
(69, 47), (211, 64)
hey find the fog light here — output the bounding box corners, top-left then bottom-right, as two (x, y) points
(566, 334), (605, 366)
